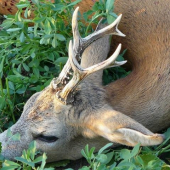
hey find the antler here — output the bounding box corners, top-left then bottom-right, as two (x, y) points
(51, 7), (126, 104)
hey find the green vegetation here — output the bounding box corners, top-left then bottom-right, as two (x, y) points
(0, 0), (170, 169)
(0, 0), (122, 131)
(1, 130), (170, 169)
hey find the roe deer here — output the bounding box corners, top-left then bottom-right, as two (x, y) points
(0, 7), (164, 162)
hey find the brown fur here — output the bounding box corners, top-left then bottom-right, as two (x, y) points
(107, 0), (170, 132)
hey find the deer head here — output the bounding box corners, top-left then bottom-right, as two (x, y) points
(0, 7), (164, 162)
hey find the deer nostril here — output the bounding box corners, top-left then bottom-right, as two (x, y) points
(35, 134), (58, 143)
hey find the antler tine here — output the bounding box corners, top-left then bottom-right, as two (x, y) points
(83, 14), (125, 45)
(51, 60), (72, 90)
(72, 7), (81, 57)
(58, 41), (123, 103)
(72, 7), (125, 60)
(71, 44), (123, 73)
(51, 7), (81, 90)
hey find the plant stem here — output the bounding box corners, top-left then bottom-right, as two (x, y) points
(6, 78), (15, 123)
(0, 78), (3, 97)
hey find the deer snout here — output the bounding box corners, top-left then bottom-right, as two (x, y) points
(0, 127), (30, 160)
(0, 130), (18, 160)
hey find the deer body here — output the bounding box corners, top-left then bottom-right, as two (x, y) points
(105, 0), (170, 132)
(0, 1), (168, 162)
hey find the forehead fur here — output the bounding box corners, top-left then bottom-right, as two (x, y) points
(27, 86), (55, 119)
(70, 82), (106, 119)
(27, 81), (106, 121)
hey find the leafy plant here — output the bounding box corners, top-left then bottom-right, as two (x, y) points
(69, 140), (170, 170)
(0, 141), (54, 170)
(0, 0), (127, 131)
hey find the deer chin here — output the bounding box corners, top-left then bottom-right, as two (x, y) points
(0, 127), (31, 161)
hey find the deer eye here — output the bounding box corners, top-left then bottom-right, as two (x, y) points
(36, 135), (58, 143)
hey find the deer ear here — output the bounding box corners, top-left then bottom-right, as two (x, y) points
(82, 106), (164, 146)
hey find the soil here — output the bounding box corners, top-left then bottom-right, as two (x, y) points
(55, 158), (89, 170)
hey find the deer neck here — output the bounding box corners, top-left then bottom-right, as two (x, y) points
(105, 0), (170, 132)
(80, 35), (110, 85)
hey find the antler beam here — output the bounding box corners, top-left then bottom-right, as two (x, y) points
(51, 7), (126, 104)
(58, 41), (126, 102)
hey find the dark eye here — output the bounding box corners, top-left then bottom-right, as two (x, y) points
(36, 135), (58, 143)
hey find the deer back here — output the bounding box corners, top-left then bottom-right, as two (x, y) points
(106, 0), (170, 132)
(77, 0), (170, 132)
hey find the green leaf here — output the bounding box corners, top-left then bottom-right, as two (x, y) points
(7, 129), (12, 137)
(98, 143), (113, 155)
(140, 153), (163, 168)
(28, 141), (36, 160)
(52, 3), (65, 11)
(48, 53), (55, 61)
(78, 166), (90, 170)
(81, 149), (88, 160)
(11, 133), (20, 141)
(67, 0), (82, 7)
(107, 14), (115, 24)
(85, 144), (89, 157)
(15, 157), (35, 167)
(46, 160), (70, 168)
(22, 63), (30, 72)
(1, 19), (14, 29)
(96, 154), (108, 164)
(104, 151), (114, 164)
(89, 147), (95, 159)
(16, 3), (29, 9)
(0, 97), (6, 110)
(34, 17), (45, 24)
(16, 87), (27, 94)
(1, 167), (20, 170)
(117, 49), (127, 61)
(44, 19), (51, 35)
(43, 34), (53, 39)
(33, 67), (40, 78)
(52, 38), (58, 48)
(40, 153), (47, 169)
(28, 59), (39, 67)
(131, 143), (140, 157)
(119, 149), (131, 160)
(2, 160), (20, 169)
(31, 0), (39, 5)
(8, 75), (25, 83)
(0, 56), (5, 73)
(6, 28), (22, 32)
(55, 34), (66, 41)
(164, 127), (170, 139)
(8, 81), (15, 90)
(3, 160), (19, 166)
(55, 57), (68, 65)
(20, 32), (25, 42)
(44, 65), (49, 72)
(33, 156), (43, 164)
(106, 0), (115, 12)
